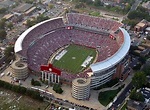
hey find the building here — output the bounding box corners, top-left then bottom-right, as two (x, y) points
(134, 22), (147, 32)
(127, 100), (146, 110)
(14, 13), (130, 91)
(0, 0), (15, 7)
(134, 19), (148, 32)
(24, 6), (36, 15)
(13, 3), (33, 14)
(40, 64), (61, 84)
(2, 13), (14, 21)
(72, 78), (90, 100)
(140, 49), (150, 57)
(10, 58), (28, 80)
(145, 27), (150, 34)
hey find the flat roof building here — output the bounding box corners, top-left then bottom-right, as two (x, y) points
(127, 100), (146, 110)
(0, 0), (15, 7)
(3, 13), (14, 20)
(13, 3), (33, 13)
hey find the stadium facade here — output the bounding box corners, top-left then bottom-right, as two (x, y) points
(14, 13), (131, 90)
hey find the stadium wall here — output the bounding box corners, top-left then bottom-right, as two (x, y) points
(90, 28), (130, 89)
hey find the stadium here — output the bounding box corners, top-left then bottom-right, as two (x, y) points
(14, 13), (131, 89)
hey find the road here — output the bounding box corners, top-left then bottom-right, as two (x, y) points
(108, 82), (133, 110)
(35, 88), (91, 110)
(122, 0), (143, 21)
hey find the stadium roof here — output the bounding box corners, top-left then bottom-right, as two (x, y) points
(14, 17), (63, 53)
(90, 28), (130, 72)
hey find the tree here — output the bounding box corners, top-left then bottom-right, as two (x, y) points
(142, 63), (150, 76)
(26, 19), (36, 27)
(36, 14), (49, 23)
(7, 22), (13, 29)
(129, 89), (145, 102)
(0, 8), (7, 14)
(146, 35), (150, 40)
(53, 84), (63, 94)
(23, 0), (34, 4)
(31, 78), (41, 86)
(93, 0), (103, 7)
(31, 78), (34, 85)
(75, 2), (86, 9)
(132, 71), (147, 89)
(48, 4), (54, 9)
(4, 46), (14, 57)
(0, 29), (6, 40)
(127, 6), (150, 21)
(0, 18), (6, 29)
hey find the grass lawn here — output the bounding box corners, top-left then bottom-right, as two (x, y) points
(53, 44), (97, 74)
(98, 85), (124, 106)
(0, 88), (49, 110)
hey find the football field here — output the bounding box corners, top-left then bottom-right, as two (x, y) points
(52, 44), (97, 74)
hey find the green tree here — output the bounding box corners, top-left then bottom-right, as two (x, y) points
(132, 71), (147, 89)
(7, 22), (13, 29)
(130, 89), (145, 102)
(31, 78), (41, 86)
(0, 8), (7, 14)
(48, 4), (54, 9)
(146, 35), (150, 40)
(23, 0), (34, 4)
(53, 84), (63, 94)
(0, 29), (7, 40)
(31, 78), (34, 85)
(26, 19), (36, 27)
(93, 0), (103, 6)
(142, 64), (150, 76)
(4, 46), (14, 57)
(36, 14), (49, 23)
(75, 2), (86, 9)
(0, 18), (6, 29)
(127, 6), (150, 21)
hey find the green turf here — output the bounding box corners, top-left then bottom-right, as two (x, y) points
(98, 89), (119, 106)
(98, 85), (124, 106)
(52, 44), (97, 74)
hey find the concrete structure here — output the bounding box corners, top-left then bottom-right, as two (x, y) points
(145, 27), (150, 33)
(10, 59), (28, 80)
(3, 13), (14, 20)
(40, 64), (61, 84)
(72, 78), (90, 100)
(13, 3), (33, 13)
(41, 72), (60, 83)
(134, 19), (148, 32)
(90, 27), (130, 88)
(142, 1), (150, 12)
(24, 6), (36, 15)
(14, 13), (131, 89)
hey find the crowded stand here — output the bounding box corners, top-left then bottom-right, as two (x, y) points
(20, 18), (65, 58)
(27, 27), (120, 80)
(67, 13), (123, 32)
(15, 13), (125, 81)
(27, 29), (70, 71)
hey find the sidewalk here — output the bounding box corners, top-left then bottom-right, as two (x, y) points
(98, 83), (123, 93)
(46, 85), (106, 110)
